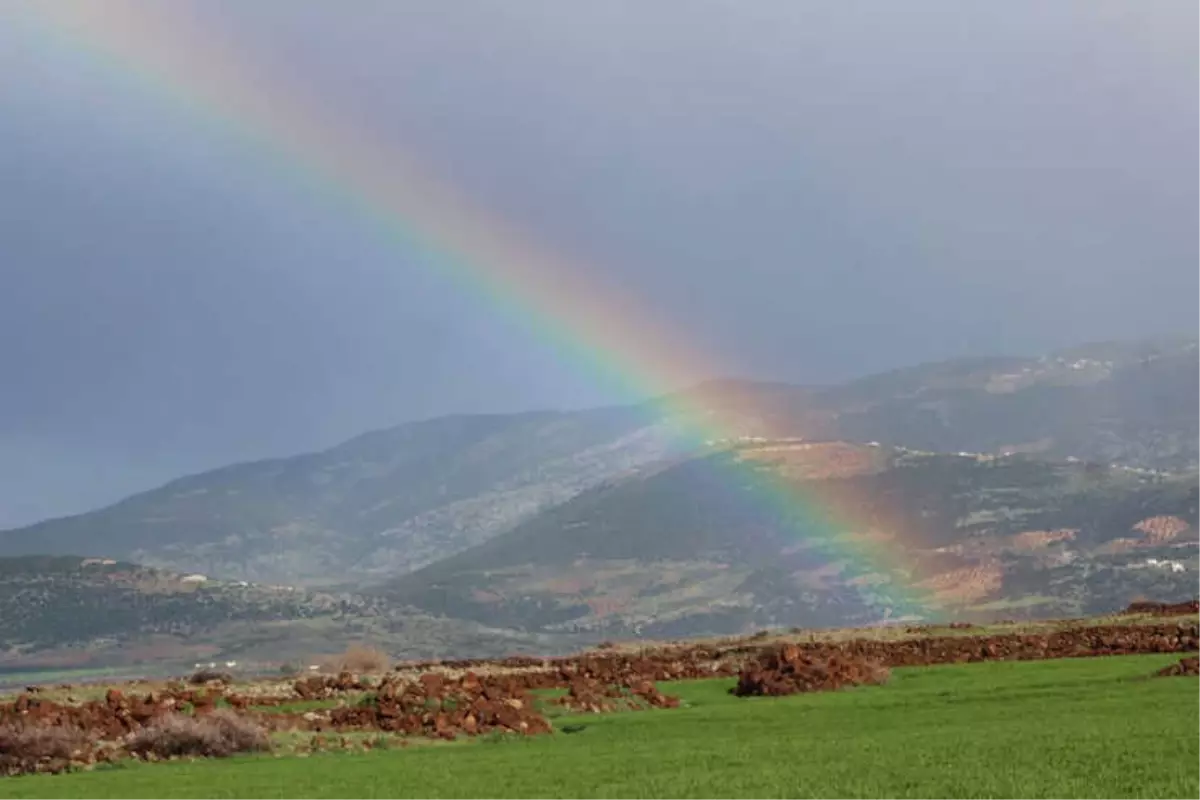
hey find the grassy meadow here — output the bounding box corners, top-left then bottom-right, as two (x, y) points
(3, 653), (1197, 799)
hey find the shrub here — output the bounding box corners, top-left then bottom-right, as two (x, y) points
(0, 724), (87, 776)
(327, 644), (391, 674)
(188, 668), (232, 685)
(127, 710), (270, 759)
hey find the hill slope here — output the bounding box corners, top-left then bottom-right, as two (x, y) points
(0, 409), (681, 585)
(382, 442), (1198, 637)
(682, 336), (1199, 469)
(1, 335), (1194, 586)
(2, 448), (1195, 668)
(0, 556), (564, 671)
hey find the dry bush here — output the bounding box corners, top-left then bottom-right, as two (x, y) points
(0, 724), (87, 776)
(188, 668), (233, 685)
(326, 644), (391, 673)
(127, 710), (270, 760)
(860, 660), (893, 685)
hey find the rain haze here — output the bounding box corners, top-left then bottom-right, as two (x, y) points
(1, 0), (1196, 527)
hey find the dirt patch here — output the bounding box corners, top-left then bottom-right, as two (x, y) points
(915, 562), (1005, 605)
(1097, 537), (1140, 555)
(732, 645), (890, 697)
(1010, 529), (1078, 550)
(1132, 516), (1192, 545)
(736, 441), (884, 480)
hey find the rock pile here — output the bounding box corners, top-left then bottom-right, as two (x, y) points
(0, 685), (252, 776)
(1155, 656), (1199, 677)
(814, 623), (1198, 667)
(325, 672), (552, 739)
(1124, 600), (1199, 617)
(2, 617), (1196, 777)
(0, 687), (223, 740)
(552, 675), (679, 713)
(732, 644), (890, 697)
(292, 671), (371, 700)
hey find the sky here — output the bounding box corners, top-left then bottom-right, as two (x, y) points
(0, 0), (1196, 527)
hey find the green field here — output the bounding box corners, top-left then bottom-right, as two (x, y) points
(0, 666), (142, 690)
(5, 654), (1197, 798)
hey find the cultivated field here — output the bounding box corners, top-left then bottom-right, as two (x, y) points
(2, 606), (1197, 798)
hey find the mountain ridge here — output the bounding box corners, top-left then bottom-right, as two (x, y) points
(2, 335), (1195, 587)
(1, 407), (683, 585)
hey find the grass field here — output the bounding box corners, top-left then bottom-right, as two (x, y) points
(4, 654), (1197, 798)
(0, 666), (141, 692)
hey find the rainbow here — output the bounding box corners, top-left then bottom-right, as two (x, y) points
(13, 3), (935, 620)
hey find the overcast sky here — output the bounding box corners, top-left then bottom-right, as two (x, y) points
(1, 0), (1196, 526)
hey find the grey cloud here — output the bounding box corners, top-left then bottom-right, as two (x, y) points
(0, 0), (1194, 524)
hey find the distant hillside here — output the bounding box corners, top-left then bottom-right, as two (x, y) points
(381, 442), (1198, 637)
(681, 336), (1199, 470)
(2, 447), (1195, 669)
(0, 556), (565, 671)
(0, 556), (332, 653)
(0, 409), (682, 585)
(1, 335), (1194, 587)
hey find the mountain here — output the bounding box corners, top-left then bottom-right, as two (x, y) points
(679, 335), (1199, 469)
(0, 408), (683, 586)
(7, 449), (1194, 670)
(381, 442), (1199, 638)
(1, 335), (1194, 587)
